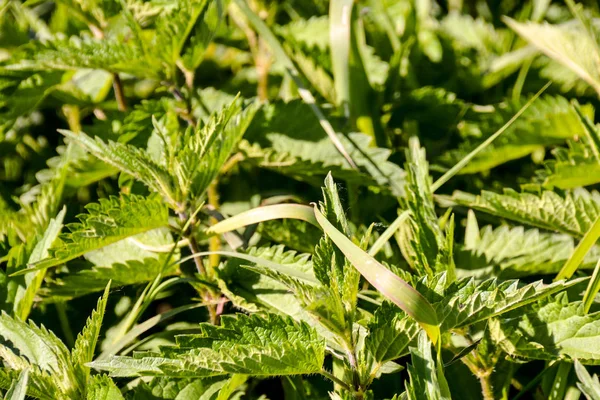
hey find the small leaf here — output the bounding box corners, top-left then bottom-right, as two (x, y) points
(575, 359), (600, 400)
(4, 370), (28, 400)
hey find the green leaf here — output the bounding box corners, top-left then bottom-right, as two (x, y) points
(4, 370), (28, 400)
(435, 276), (582, 331)
(358, 302), (419, 384)
(404, 331), (451, 400)
(241, 101), (405, 196)
(313, 173), (359, 316)
(72, 283), (110, 383)
(575, 359), (600, 400)
(441, 188), (600, 238)
(215, 246), (337, 340)
(59, 129), (177, 203)
(399, 137), (453, 279)
(0, 313), (77, 396)
(490, 293), (600, 365)
(505, 17), (600, 96)
(85, 375), (123, 400)
(439, 94), (581, 175)
(455, 223), (600, 278)
(89, 314), (326, 377)
(314, 205), (440, 343)
(14, 207), (66, 320)
(28, 194), (169, 272)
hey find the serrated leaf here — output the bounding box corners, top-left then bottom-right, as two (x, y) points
(358, 302), (419, 384)
(442, 188), (600, 238)
(399, 137), (453, 279)
(404, 331), (451, 400)
(505, 17), (600, 96)
(29, 194), (169, 272)
(90, 314), (326, 377)
(85, 375), (123, 400)
(72, 283), (110, 384)
(455, 223), (600, 278)
(490, 292), (600, 365)
(241, 101), (405, 196)
(0, 313), (78, 396)
(4, 369), (28, 400)
(575, 359), (600, 400)
(434, 276), (582, 331)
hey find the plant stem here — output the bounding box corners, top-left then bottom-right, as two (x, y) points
(320, 369), (353, 392)
(177, 211), (219, 324)
(55, 302), (75, 348)
(112, 73), (127, 111)
(207, 182), (221, 274)
(478, 371), (495, 400)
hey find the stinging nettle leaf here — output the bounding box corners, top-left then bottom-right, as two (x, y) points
(25, 194), (169, 273)
(89, 313), (326, 377)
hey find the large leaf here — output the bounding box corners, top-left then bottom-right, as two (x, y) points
(505, 17), (600, 96)
(29, 194), (169, 272)
(441, 188), (600, 238)
(90, 314), (326, 377)
(43, 228), (179, 300)
(455, 223), (600, 278)
(490, 293), (600, 365)
(358, 302), (419, 384)
(241, 101), (405, 196)
(435, 276), (580, 331)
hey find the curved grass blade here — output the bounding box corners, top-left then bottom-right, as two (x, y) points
(555, 214), (600, 281)
(313, 207), (440, 343)
(583, 258), (600, 313)
(431, 81), (551, 192)
(207, 204), (318, 234)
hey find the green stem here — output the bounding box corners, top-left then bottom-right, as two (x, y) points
(320, 369), (353, 392)
(55, 302), (75, 348)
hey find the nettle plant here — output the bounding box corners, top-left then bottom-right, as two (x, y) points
(6, 0), (600, 399)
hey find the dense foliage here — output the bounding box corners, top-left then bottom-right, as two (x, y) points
(4, 0), (600, 398)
